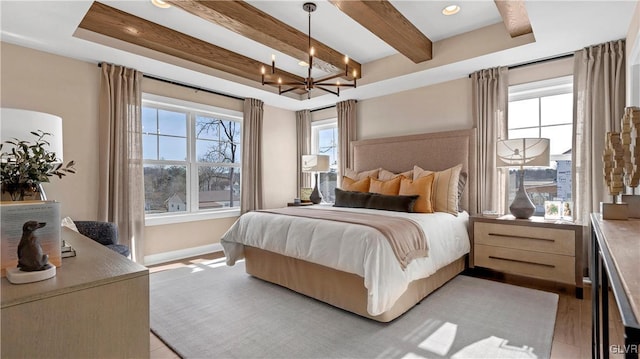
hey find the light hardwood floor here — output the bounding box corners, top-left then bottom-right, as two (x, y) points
(148, 253), (625, 359)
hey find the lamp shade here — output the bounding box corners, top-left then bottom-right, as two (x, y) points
(496, 138), (550, 168)
(1, 108), (64, 162)
(302, 154), (330, 172)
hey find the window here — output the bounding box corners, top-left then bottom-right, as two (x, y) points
(311, 119), (338, 203)
(142, 94), (242, 223)
(507, 76), (573, 216)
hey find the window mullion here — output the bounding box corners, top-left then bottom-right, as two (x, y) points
(188, 112), (198, 213)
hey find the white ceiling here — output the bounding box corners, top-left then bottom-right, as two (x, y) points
(0, 1), (637, 111)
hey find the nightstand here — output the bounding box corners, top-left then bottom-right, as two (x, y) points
(470, 214), (584, 298)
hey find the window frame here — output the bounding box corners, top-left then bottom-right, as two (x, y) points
(142, 94), (243, 226)
(506, 75), (574, 214)
(311, 118), (339, 203)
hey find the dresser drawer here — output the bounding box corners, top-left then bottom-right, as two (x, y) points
(474, 222), (575, 256)
(475, 244), (575, 284)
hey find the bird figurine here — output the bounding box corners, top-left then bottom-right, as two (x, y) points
(17, 221), (50, 272)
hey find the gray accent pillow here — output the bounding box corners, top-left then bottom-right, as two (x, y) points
(366, 193), (419, 212)
(334, 188), (371, 208)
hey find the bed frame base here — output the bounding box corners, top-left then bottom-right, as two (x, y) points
(244, 246), (466, 322)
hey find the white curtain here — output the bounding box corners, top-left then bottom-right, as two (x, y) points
(471, 67), (509, 215)
(573, 39), (626, 224)
(296, 109), (312, 197)
(98, 63), (145, 263)
(337, 99), (357, 177)
(241, 98), (264, 214)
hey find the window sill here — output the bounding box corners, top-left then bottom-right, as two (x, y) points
(145, 209), (240, 226)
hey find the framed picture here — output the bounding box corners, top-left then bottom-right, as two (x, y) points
(562, 201), (573, 220)
(544, 200), (562, 220)
(300, 188), (313, 202)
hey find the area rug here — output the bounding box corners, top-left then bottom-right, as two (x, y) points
(150, 259), (558, 359)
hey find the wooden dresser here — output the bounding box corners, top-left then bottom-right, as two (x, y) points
(1, 228), (150, 358)
(591, 213), (640, 358)
(470, 214), (584, 298)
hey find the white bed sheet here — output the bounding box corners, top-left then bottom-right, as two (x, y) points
(221, 204), (470, 316)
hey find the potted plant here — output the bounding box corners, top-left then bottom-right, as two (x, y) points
(1, 130), (76, 201)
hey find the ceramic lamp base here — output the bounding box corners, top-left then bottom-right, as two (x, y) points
(6, 264), (56, 284)
(310, 173), (322, 204)
(509, 170), (535, 219)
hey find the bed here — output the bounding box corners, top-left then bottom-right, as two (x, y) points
(221, 129), (477, 322)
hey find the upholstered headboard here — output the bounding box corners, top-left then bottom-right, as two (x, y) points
(350, 129), (477, 213)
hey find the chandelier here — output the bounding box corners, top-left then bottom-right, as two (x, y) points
(261, 2), (357, 99)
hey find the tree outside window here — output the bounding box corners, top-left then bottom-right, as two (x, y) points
(142, 99), (242, 216)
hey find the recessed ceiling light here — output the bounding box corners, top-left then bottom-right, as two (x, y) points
(151, 0), (171, 9)
(442, 4), (460, 16)
(298, 61), (309, 67)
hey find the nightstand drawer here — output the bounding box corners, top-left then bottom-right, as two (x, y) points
(475, 244), (575, 284)
(474, 222), (575, 256)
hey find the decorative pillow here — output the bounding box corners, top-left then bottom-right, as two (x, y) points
(369, 176), (402, 195)
(366, 193), (419, 212)
(341, 176), (370, 192)
(457, 172), (468, 212)
(414, 164), (463, 216)
(398, 174), (435, 213)
(343, 168), (380, 180)
(377, 168), (414, 181)
(334, 188), (371, 208)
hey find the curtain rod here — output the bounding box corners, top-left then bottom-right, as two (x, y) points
(97, 63), (245, 101)
(310, 100), (358, 112)
(467, 52), (574, 78)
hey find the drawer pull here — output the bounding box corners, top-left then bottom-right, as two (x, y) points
(488, 255), (556, 268)
(488, 233), (555, 242)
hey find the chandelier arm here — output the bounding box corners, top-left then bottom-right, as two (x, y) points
(315, 85), (340, 96)
(314, 82), (356, 88)
(262, 80), (306, 86)
(279, 86), (302, 95)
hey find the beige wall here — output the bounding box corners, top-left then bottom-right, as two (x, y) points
(1, 42), (297, 261)
(357, 78), (472, 140)
(1, 42), (101, 220)
(262, 105), (297, 209)
(356, 57), (574, 141)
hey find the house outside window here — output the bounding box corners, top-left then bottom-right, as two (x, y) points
(311, 118), (338, 203)
(142, 94), (242, 224)
(507, 75), (573, 216)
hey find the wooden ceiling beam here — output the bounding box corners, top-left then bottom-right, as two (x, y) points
(166, 0), (361, 78)
(494, 0), (533, 38)
(328, 0), (432, 63)
(77, 2), (305, 91)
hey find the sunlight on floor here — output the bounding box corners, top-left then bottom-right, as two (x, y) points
(401, 321), (538, 359)
(417, 321), (457, 355)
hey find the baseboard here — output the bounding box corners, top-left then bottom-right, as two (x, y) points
(144, 243), (224, 266)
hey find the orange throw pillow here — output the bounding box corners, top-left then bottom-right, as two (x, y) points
(369, 176), (402, 195)
(399, 174), (435, 213)
(341, 176), (370, 192)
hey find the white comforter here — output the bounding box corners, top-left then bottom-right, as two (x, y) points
(221, 205), (470, 316)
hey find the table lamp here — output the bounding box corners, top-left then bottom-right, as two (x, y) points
(1, 108), (64, 200)
(302, 154), (330, 204)
(496, 138), (550, 219)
